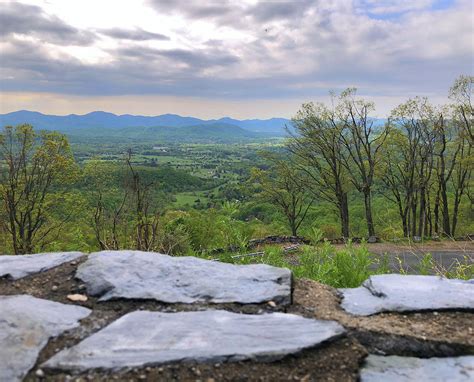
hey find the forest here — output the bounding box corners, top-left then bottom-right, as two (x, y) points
(0, 75), (472, 283)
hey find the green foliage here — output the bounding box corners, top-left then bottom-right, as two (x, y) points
(443, 256), (474, 280)
(0, 124), (79, 253)
(218, 242), (390, 288)
(292, 242), (374, 288)
(307, 226), (324, 245)
(417, 254), (435, 275)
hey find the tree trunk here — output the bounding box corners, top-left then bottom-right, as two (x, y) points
(363, 190), (375, 237)
(434, 187), (440, 235)
(339, 192), (350, 238)
(411, 195), (417, 237)
(441, 180), (451, 236)
(418, 187), (426, 237)
(452, 195), (460, 237)
(289, 218), (298, 236)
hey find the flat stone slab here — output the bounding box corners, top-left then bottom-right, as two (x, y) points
(0, 252), (84, 280)
(361, 355), (474, 382)
(76, 250), (292, 304)
(340, 274), (474, 316)
(43, 310), (345, 371)
(0, 295), (91, 382)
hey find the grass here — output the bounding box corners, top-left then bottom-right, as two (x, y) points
(173, 192), (210, 207)
(211, 241), (473, 288)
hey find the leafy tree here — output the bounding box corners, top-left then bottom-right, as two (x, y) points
(288, 102), (351, 237)
(337, 88), (389, 237)
(382, 98), (437, 237)
(251, 156), (314, 236)
(449, 74), (473, 146)
(0, 124), (78, 254)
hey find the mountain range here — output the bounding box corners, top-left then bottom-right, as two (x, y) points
(0, 111), (291, 141)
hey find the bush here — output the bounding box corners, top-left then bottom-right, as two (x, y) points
(293, 241), (380, 288)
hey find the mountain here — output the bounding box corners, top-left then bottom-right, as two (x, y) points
(113, 123), (259, 142)
(0, 110), (291, 135)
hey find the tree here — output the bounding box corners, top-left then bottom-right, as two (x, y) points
(124, 149), (161, 251)
(448, 75), (473, 236)
(0, 124), (77, 254)
(382, 98), (436, 237)
(251, 157), (314, 236)
(449, 75), (473, 146)
(337, 88), (389, 237)
(89, 150), (161, 251)
(288, 102), (351, 238)
(380, 126), (416, 237)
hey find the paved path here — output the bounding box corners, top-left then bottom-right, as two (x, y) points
(372, 251), (473, 273)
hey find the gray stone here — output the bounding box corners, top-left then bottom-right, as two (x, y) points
(340, 274), (474, 316)
(0, 295), (91, 382)
(367, 236), (378, 244)
(43, 310), (344, 371)
(0, 252), (84, 280)
(76, 250), (292, 304)
(360, 355), (474, 382)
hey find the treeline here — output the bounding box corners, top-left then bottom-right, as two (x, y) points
(254, 75), (472, 239)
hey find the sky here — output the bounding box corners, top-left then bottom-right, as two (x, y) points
(0, 0), (472, 119)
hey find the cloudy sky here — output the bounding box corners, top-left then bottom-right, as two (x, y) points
(0, 0), (472, 118)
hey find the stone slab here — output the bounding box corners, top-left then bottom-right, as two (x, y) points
(43, 310), (345, 371)
(76, 250), (292, 304)
(0, 252), (84, 280)
(360, 355), (474, 382)
(340, 274), (474, 316)
(0, 295), (91, 382)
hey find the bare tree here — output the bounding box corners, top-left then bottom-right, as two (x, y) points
(124, 149), (160, 250)
(90, 150), (161, 251)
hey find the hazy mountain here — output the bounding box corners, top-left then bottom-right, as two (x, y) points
(0, 110), (290, 135)
(112, 123), (259, 142)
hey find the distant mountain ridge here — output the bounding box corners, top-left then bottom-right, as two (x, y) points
(0, 110), (291, 135)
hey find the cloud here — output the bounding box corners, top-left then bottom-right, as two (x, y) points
(356, 0), (435, 15)
(251, 0), (314, 22)
(0, 0), (472, 115)
(0, 2), (95, 45)
(99, 28), (169, 41)
(147, 0), (236, 20)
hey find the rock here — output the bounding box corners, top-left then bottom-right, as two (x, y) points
(76, 250), (292, 304)
(43, 310), (344, 371)
(67, 294), (88, 302)
(0, 295), (91, 382)
(340, 274), (474, 316)
(360, 355), (474, 382)
(0, 252), (84, 280)
(367, 236), (378, 244)
(35, 369), (45, 378)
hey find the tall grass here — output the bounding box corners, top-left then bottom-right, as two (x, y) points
(214, 241), (472, 288)
(215, 241), (388, 288)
